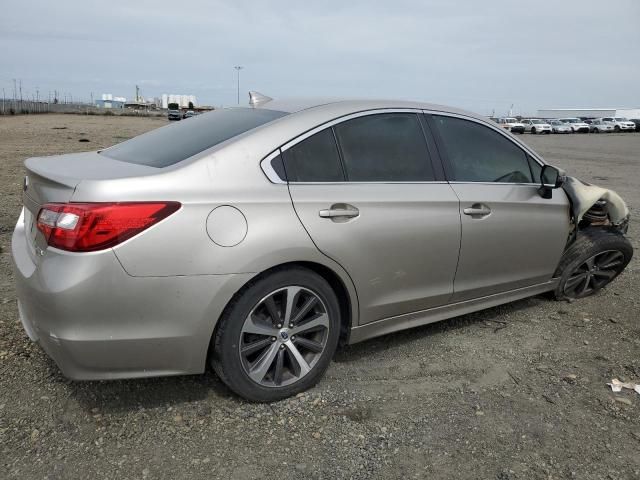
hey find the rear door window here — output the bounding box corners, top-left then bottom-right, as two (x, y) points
(282, 128), (345, 182)
(432, 115), (533, 183)
(333, 113), (434, 182)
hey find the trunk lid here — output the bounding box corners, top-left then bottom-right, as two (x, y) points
(22, 151), (159, 262)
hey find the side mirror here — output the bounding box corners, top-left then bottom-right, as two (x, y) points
(538, 165), (565, 199)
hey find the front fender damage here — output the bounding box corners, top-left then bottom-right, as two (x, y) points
(562, 176), (629, 232)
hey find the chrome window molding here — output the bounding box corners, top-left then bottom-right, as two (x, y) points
(260, 150), (286, 184)
(280, 108), (424, 153)
(447, 181), (541, 187)
(287, 181), (449, 185)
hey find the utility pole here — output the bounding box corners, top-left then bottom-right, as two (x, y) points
(36, 87), (39, 102)
(234, 66), (243, 105)
(19, 79), (22, 102)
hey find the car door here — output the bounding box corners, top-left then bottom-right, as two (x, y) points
(427, 113), (571, 302)
(284, 110), (461, 325)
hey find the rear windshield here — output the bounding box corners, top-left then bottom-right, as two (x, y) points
(100, 108), (288, 167)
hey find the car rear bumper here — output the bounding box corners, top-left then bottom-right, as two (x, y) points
(11, 209), (253, 380)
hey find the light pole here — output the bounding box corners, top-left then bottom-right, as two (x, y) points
(234, 66), (243, 105)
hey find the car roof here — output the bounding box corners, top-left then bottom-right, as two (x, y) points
(256, 97), (491, 124)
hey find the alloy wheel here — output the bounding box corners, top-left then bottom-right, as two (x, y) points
(239, 286), (330, 387)
(563, 250), (626, 298)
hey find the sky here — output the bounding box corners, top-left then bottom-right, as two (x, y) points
(1, 0), (639, 115)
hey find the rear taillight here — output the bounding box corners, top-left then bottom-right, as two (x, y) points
(36, 202), (181, 252)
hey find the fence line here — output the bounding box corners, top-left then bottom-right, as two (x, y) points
(0, 99), (166, 117)
(0, 98), (58, 115)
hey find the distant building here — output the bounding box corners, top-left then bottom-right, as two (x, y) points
(96, 93), (126, 109)
(537, 108), (640, 119)
(162, 94), (197, 109)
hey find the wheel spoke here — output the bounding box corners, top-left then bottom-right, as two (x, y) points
(566, 273), (587, 288)
(290, 313), (329, 336)
(579, 274), (592, 294)
(285, 341), (311, 377)
(273, 349), (286, 386)
(242, 318), (278, 337)
(592, 269), (616, 280)
(294, 336), (324, 353)
(290, 296), (317, 325)
(241, 337), (273, 356)
(248, 342), (280, 383)
(584, 256), (595, 269)
(599, 260), (623, 270)
(283, 287), (302, 324)
(264, 296), (281, 324)
(597, 251), (622, 266)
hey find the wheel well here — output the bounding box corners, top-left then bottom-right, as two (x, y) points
(208, 261), (354, 364)
(294, 261), (353, 346)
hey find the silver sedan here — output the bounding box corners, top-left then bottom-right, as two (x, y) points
(12, 95), (633, 401)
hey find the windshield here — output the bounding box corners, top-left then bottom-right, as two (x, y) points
(101, 108), (288, 167)
(531, 119), (543, 124)
(504, 118), (517, 123)
(613, 117), (628, 121)
(562, 119), (579, 123)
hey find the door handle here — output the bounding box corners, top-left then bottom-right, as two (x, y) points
(319, 204), (359, 218)
(463, 204), (491, 217)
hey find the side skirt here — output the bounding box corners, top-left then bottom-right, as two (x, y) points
(348, 280), (558, 344)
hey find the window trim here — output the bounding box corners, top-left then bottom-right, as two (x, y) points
(424, 111), (546, 186)
(261, 149), (286, 184)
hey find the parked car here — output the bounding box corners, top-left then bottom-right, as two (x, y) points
(549, 120), (573, 134)
(167, 109), (182, 121)
(589, 119), (615, 133)
(12, 97), (633, 402)
(183, 110), (197, 119)
(521, 119), (552, 134)
(496, 117), (525, 133)
(601, 117), (636, 132)
(559, 118), (590, 133)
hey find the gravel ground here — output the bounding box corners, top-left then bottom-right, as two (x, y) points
(0, 114), (638, 480)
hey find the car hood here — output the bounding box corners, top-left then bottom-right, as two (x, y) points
(562, 176), (629, 225)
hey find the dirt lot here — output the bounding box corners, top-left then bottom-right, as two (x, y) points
(0, 114), (638, 480)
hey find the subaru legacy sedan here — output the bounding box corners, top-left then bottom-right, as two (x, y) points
(12, 95), (632, 401)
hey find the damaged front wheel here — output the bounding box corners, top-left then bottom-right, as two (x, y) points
(554, 229), (633, 300)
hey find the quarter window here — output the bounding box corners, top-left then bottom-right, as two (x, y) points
(282, 128), (344, 182)
(432, 115), (533, 183)
(333, 113), (434, 182)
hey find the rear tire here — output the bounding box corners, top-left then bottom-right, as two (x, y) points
(531, 127), (536, 134)
(553, 229), (632, 300)
(211, 267), (341, 402)
(614, 125), (621, 132)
